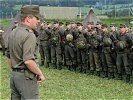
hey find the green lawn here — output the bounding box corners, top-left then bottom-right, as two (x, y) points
(0, 51), (133, 100)
(0, 18), (133, 100)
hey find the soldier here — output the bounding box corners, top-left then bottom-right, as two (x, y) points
(44, 22), (52, 67)
(76, 24), (87, 73)
(12, 21), (19, 30)
(88, 28), (102, 77)
(109, 23), (118, 67)
(96, 21), (103, 35)
(83, 26), (91, 70)
(125, 24), (133, 75)
(87, 21), (94, 32)
(0, 25), (5, 55)
(38, 21), (46, 66)
(115, 24), (132, 83)
(101, 24), (115, 79)
(6, 5), (45, 99)
(50, 21), (63, 69)
(64, 22), (76, 71)
(59, 22), (66, 67)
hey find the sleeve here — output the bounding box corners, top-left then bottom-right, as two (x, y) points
(6, 36), (10, 58)
(23, 34), (37, 62)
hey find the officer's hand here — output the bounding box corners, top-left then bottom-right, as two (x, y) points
(0, 30), (4, 33)
(37, 74), (45, 84)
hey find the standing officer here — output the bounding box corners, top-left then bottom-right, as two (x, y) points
(0, 25), (5, 55)
(116, 24), (132, 83)
(6, 5), (45, 99)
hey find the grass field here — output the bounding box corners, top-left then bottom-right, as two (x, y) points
(0, 18), (133, 100)
(0, 51), (133, 100)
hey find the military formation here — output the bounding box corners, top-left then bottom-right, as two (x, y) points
(0, 18), (133, 84)
(38, 20), (133, 83)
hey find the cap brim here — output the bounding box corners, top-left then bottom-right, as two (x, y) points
(35, 14), (44, 19)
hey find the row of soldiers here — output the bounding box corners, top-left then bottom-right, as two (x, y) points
(37, 20), (133, 83)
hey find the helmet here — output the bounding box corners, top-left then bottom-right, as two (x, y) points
(66, 34), (73, 41)
(103, 38), (112, 46)
(76, 40), (86, 49)
(51, 37), (58, 45)
(117, 41), (126, 50)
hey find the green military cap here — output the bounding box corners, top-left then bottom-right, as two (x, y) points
(71, 21), (76, 24)
(110, 23), (116, 27)
(87, 21), (94, 25)
(53, 21), (59, 24)
(46, 22), (51, 25)
(66, 22), (70, 26)
(119, 24), (126, 28)
(59, 22), (64, 25)
(76, 22), (82, 26)
(96, 21), (102, 25)
(101, 23), (108, 29)
(21, 5), (42, 19)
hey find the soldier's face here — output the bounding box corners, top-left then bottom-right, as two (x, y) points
(110, 26), (116, 31)
(120, 27), (125, 32)
(27, 15), (40, 29)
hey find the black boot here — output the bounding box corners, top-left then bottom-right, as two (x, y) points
(82, 68), (87, 73)
(68, 65), (71, 71)
(3, 51), (5, 55)
(102, 71), (108, 78)
(89, 70), (94, 75)
(40, 61), (44, 66)
(126, 74), (131, 83)
(58, 62), (62, 70)
(118, 73), (122, 80)
(73, 64), (77, 72)
(108, 72), (115, 79)
(96, 71), (101, 77)
(52, 63), (57, 69)
(46, 62), (50, 68)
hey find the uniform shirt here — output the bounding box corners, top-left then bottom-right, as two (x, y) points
(39, 28), (50, 41)
(6, 23), (36, 69)
(116, 32), (132, 52)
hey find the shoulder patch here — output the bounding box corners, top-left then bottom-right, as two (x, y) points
(26, 29), (33, 33)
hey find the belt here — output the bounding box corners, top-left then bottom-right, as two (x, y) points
(12, 68), (27, 72)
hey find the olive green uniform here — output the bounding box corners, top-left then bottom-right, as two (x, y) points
(116, 32), (132, 76)
(64, 28), (76, 70)
(89, 34), (102, 73)
(59, 27), (66, 67)
(110, 30), (119, 66)
(0, 25), (5, 55)
(76, 30), (87, 73)
(101, 31), (114, 78)
(39, 27), (51, 67)
(50, 27), (62, 69)
(39, 28), (46, 65)
(6, 24), (39, 100)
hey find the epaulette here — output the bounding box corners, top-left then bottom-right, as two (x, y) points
(26, 29), (33, 33)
